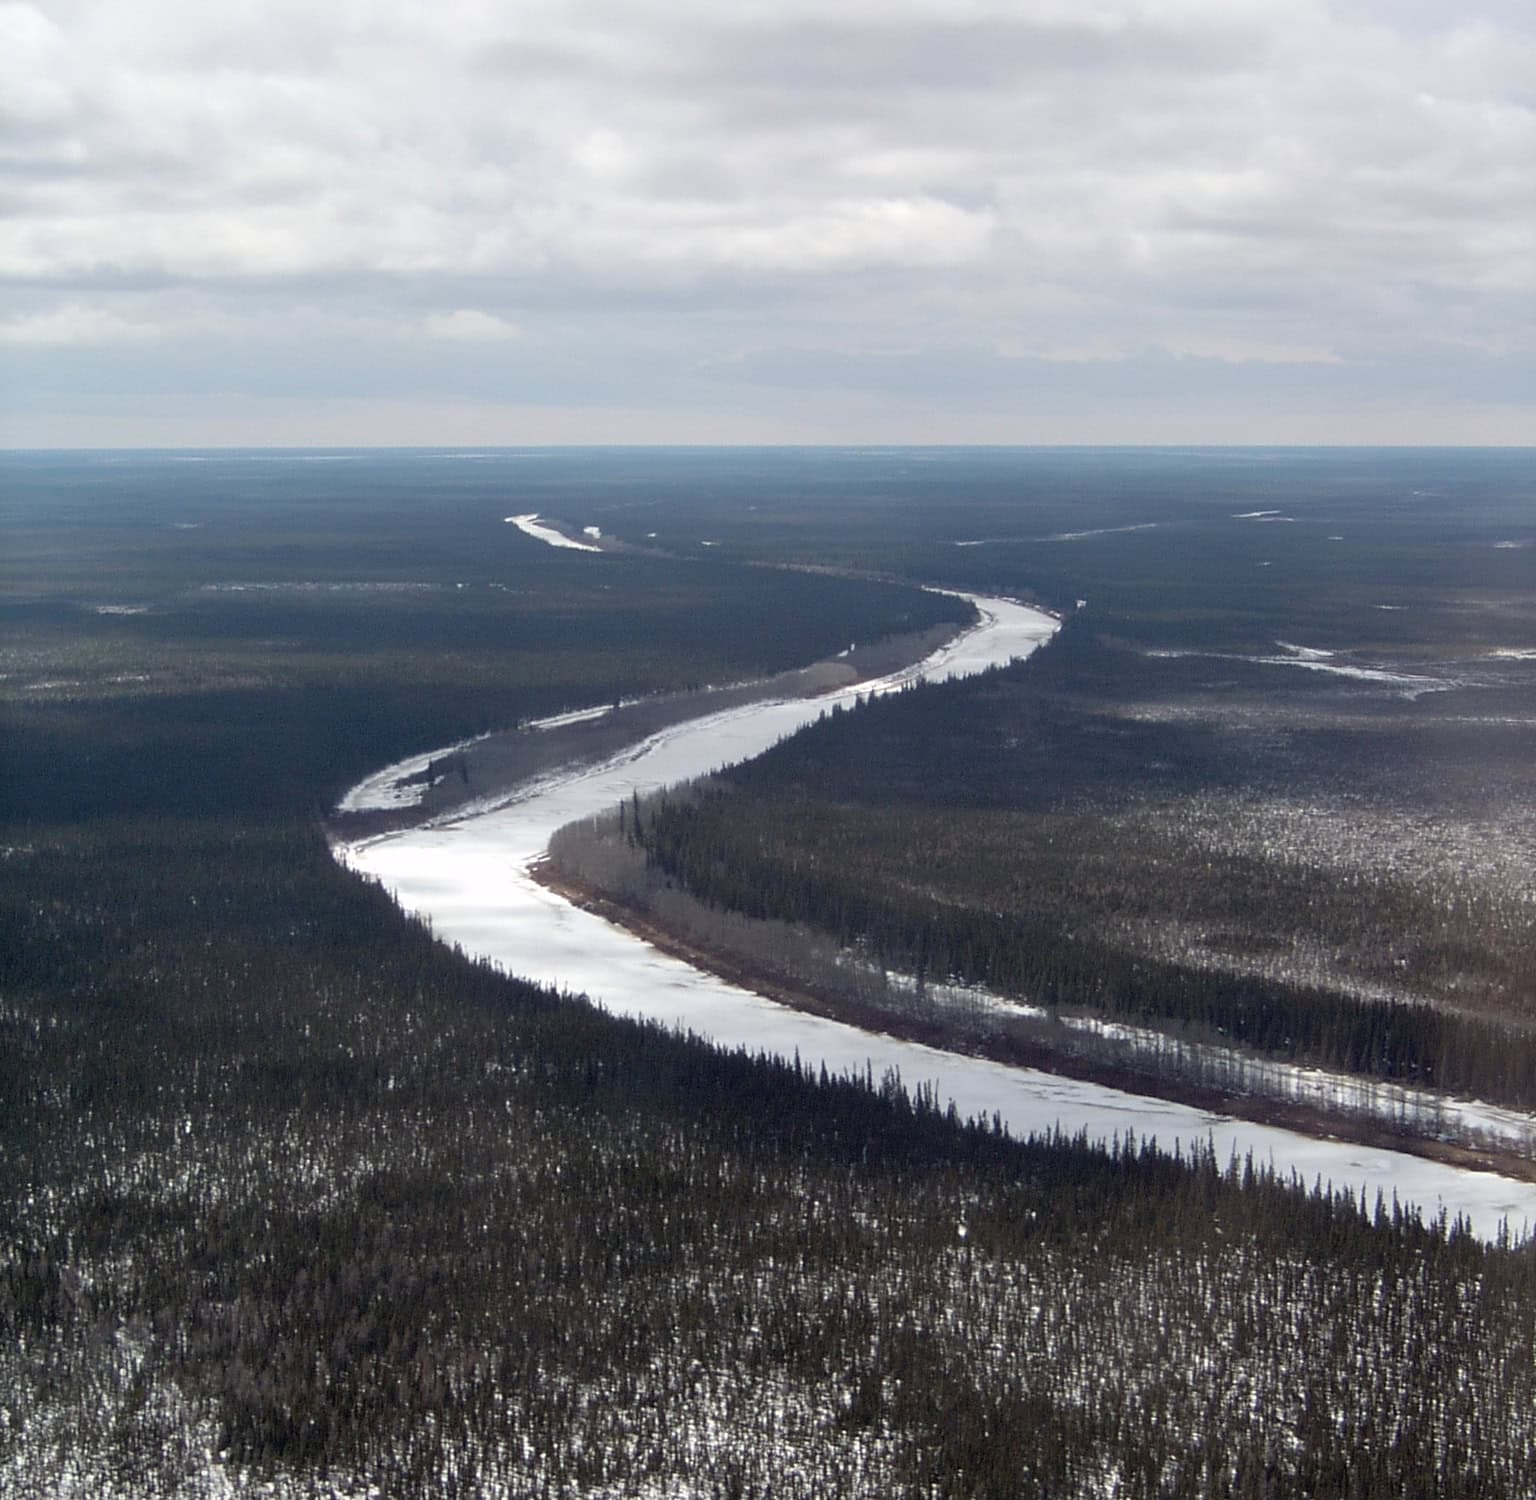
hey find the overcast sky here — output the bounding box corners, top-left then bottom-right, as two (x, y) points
(1, 0), (1531, 446)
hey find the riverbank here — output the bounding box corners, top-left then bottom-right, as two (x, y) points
(532, 856), (1536, 1187)
(334, 590), (1536, 1240)
(329, 616), (975, 841)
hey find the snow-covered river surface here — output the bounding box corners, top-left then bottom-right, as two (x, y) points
(337, 595), (1536, 1242)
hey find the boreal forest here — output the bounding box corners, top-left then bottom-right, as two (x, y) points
(5, 446), (1536, 1498)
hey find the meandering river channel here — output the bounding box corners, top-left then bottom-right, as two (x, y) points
(337, 594), (1536, 1241)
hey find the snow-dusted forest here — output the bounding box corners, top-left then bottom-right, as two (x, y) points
(6, 448), (1536, 1496)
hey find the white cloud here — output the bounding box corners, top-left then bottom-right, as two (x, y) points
(604, 196), (996, 275)
(0, 303), (166, 347)
(995, 339), (1129, 364)
(424, 309), (523, 342)
(1162, 336), (1344, 366)
(0, 0), (1531, 441)
(0, 2), (75, 127)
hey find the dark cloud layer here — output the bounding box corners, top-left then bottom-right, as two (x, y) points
(1, 0), (1530, 444)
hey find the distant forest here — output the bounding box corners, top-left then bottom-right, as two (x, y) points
(5, 449), (1536, 1496)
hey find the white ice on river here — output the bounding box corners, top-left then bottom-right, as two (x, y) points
(504, 514), (602, 551)
(337, 594), (1536, 1242)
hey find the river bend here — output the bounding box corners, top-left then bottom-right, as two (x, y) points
(337, 595), (1536, 1241)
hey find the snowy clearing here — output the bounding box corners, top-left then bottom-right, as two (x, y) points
(1141, 644), (1452, 698)
(1039, 523), (1162, 542)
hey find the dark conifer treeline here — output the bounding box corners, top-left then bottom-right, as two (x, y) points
(624, 615), (1536, 1114)
(635, 777), (1536, 1108)
(7, 820), (1536, 1496)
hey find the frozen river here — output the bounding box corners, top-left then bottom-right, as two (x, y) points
(338, 594), (1536, 1242)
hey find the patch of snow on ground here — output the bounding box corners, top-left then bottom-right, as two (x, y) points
(201, 581), (438, 594)
(1140, 644), (1450, 698)
(879, 968), (1536, 1156)
(1040, 523), (1161, 542)
(525, 697), (647, 731)
(955, 528), (1164, 548)
(1257, 656), (1445, 694)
